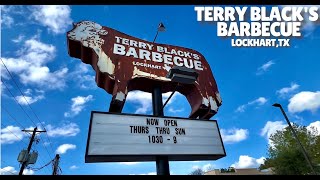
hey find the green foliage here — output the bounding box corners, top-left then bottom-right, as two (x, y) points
(260, 123), (320, 175)
(220, 167), (235, 173)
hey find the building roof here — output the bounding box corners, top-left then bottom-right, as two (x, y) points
(204, 168), (274, 175)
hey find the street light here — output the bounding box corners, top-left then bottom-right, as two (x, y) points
(272, 103), (317, 175)
(153, 22), (165, 43)
(151, 22), (169, 176)
(151, 23), (199, 175)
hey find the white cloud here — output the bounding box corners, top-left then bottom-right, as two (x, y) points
(23, 169), (35, 175)
(231, 155), (266, 168)
(261, 120), (320, 145)
(69, 165), (79, 170)
(168, 108), (184, 113)
(236, 97), (268, 112)
(220, 128), (248, 144)
(46, 123), (80, 137)
(261, 121), (286, 139)
(256, 60), (275, 75)
(43, 141), (51, 146)
(1, 125), (26, 144)
(16, 95), (44, 105)
(0, 5), (27, 28)
(12, 34), (25, 43)
(0, 166), (34, 175)
(15, 89), (45, 105)
(0, 81), (4, 94)
(79, 75), (96, 89)
(70, 63), (97, 90)
(288, 91), (320, 113)
(307, 121), (320, 136)
(56, 144), (76, 154)
(202, 163), (215, 171)
(1, 37), (68, 90)
(276, 83), (300, 98)
(126, 91), (181, 114)
(1, 5), (25, 15)
(250, 97), (268, 105)
(0, 14), (14, 28)
(31, 5), (72, 34)
(192, 165), (200, 170)
(261, 121), (287, 145)
(0, 166), (17, 175)
(126, 91), (153, 114)
(64, 95), (93, 117)
(119, 162), (140, 165)
(192, 163), (215, 172)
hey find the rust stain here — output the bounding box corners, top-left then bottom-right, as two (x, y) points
(67, 20), (222, 119)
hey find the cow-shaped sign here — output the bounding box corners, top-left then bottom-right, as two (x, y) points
(67, 20), (222, 119)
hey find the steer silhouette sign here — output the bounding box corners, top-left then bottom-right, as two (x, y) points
(67, 20), (222, 119)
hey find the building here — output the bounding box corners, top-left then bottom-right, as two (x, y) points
(204, 168), (274, 175)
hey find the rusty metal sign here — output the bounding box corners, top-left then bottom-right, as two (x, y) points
(67, 20), (222, 119)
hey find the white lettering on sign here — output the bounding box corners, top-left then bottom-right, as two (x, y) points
(113, 36), (204, 71)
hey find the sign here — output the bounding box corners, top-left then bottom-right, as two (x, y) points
(85, 111), (226, 162)
(67, 21), (222, 120)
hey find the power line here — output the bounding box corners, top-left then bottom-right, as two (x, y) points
(1, 159), (50, 175)
(27, 158), (53, 171)
(1, 79), (54, 161)
(58, 166), (62, 175)
(0, 58), (55, 157)
(26, 153), (52, 175)
(1, 127), (53, 176)
(1, 122), (29, 146)
(2, 106), (27, 129)
(1, 79), (38, 127)
(1, 92), (53, 165)
(0, 126), (51, 175)
(0, 161), (17, 175)
(36, 154), (52, 174)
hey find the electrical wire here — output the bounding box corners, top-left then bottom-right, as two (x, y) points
(1, 58), (55, 158)
(1, 59), (55, 160)
(0, 161), (17, 175)
(2, 106), (27, 129)
(58, 166), (62, 175)
(1, 79), (38, 127)
(1, 122), (29, 146)
(27, 158), (53, 171)
(0, 162), (17, 175)
(0, 124), (51, 174)
(2, 80), (53, 168)
(1, 168), (16, 175)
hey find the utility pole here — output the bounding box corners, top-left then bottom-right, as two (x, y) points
(52, 154), (60, 175)
(19, 127), (46, 175)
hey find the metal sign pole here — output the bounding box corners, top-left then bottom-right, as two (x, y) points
(152, 85), (170, 175)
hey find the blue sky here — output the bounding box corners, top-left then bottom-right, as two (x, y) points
(1, 5), (320, 175)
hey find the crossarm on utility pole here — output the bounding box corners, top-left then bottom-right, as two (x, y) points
(19, 127), (46, 175)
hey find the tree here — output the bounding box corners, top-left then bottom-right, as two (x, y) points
(259, 123), (320, 175)
(189, 168), (204, 175)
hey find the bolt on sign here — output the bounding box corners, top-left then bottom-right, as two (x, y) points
(85, 112), (226, 162)
(67, 20), (222, 119)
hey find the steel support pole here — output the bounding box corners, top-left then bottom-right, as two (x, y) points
(152, 85), (170, 175)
